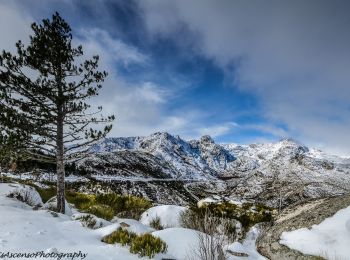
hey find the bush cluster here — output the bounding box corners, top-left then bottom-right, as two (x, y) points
(149, 216), (163, 230)
(95, 193), (152, 219)
(102, 227), (136, 245)
(33, 186), (152, 221)
(102, 228), (167, 258)
(182, 201), (273, 234)
(180, 207), (237, 241)
(206, 202), (273, 229)
(75, 214), (99, 229)
(35, 186), (56, 203)
(85, 204), (114, 221)
(130, 233), (167, 258)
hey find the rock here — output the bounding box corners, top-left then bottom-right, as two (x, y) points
(227, 249), (249, 257)
(257, 194), (350, 259)
(119, 222), (130, 228)
(271, 242), (280, 251)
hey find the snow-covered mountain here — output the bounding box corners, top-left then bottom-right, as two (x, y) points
(86, 132), (240, 179)
(74, 132), (350, 206)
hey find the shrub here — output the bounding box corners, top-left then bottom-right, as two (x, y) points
(181, 207), (237, 240)
(101, 228), (167, 258)
(32, 186), (152, 221)
(75, 215), (98, 229)
(73, 214), (108, 229)
(181, 201), (274, 240)
(200, 202), (274, 230)
(101, 227), (136, 246)
(95, 193), (152, 219)
(85, 204), (114, 221)
(7, 185), (43, 207)
(130, 233), (167, 258)
(35, 186), (56, 203)
(181, 208), (231, 260)
(149, 216), (163, 230)
(65, 191), (95, 210)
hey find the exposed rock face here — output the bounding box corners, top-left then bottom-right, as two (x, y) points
(77, 132), (350, 206)
(256, 194), (350, 259)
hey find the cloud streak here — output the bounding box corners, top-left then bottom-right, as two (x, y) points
(140, 0), (350, 155)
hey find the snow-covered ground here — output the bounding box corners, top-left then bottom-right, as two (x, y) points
(0, 183), (143, 260)
(226, 226), (267, 260)
(2, 172), (89, 183)
(153, 227), (204, 259)
(140, 205), (187, 228)
(0, 183), (267, 259)
(280, 206), (350, 259)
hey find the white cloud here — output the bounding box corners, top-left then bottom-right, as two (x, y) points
(140, 0), (350, 155)
(197, 122), (237, 138)
(0, 2), (32, 51)
(79, 28), (148, 67)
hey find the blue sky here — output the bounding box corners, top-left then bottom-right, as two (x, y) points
(1, 0), (350, 155)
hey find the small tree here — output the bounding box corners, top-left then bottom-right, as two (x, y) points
(181, 208), (231, 260)
(0, 12), (114, 213)
(0, 101), (29, 180)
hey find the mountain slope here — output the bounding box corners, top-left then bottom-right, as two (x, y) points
(71, 132), (350, 206)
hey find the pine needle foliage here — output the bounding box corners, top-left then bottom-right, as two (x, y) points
(0, 13), (114, 213)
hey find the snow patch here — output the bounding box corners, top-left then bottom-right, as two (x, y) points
(6, 184), (43, 207)
(226, 226), (267, 260)
(140, 205), (187, 228)
(42, 196), (73, 216)
(72, 213), (111, 229)
(152, 227), (204, 260)
(280, 206), (350, 259)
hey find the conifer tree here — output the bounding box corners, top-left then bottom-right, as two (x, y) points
(0, 13), (114, 213)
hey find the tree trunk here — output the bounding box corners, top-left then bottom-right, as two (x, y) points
(56, 147), (65, 213)
(56, 100), (65, 213)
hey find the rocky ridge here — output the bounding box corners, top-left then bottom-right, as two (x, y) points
(72, 132), (350, 207)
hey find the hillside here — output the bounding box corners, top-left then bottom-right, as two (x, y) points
(71, 132), (350, 207)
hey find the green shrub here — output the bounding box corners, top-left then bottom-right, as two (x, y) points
(149, 216), (163, 230)
(66, 191), (95, 210)
(130, 233), (167, 258)
(85, 204), (114, 221)
(33, 186), (152, 221)
(101, 227), (136, 246)
(35, 186), (56, 203)
(184, 202), (274, 233)
(101, 228), (167, 258)
(75, 214), (103, 229)
(95, 193), (152, 219)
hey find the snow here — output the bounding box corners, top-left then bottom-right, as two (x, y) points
(6, 184), (43, 207)
(0, 183), (140, 260)
(72, 213), (111, 229)
(42, 196), (73, 216)
(2, 171), (89, 183)
(110, 218), (155, 234)
(197, 197), (218, 207)
(280, 206), (350, 259)
(75, 132), (350, 205)
(0, 183), (272, 260)
(152, 228), (203, 259)
(226, 226), (267, 260)
(140, 205), (187, 228)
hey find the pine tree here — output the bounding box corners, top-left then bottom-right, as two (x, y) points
(0, 12), (114, 213)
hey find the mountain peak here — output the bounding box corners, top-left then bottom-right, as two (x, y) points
(200, 135), (215, 144)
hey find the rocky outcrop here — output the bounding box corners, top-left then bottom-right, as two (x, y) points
(257, 194), (350, 259)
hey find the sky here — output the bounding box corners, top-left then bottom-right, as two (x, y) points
(0, 0), (349, 156)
